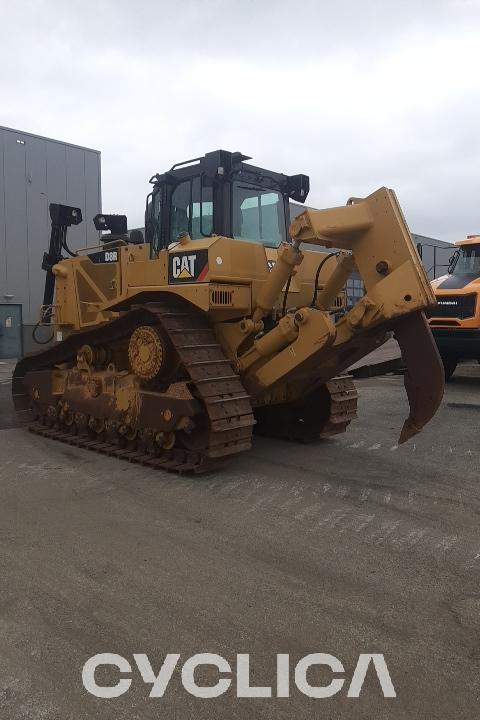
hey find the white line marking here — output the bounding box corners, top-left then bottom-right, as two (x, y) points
(435, 535), (458, 555)
(466, 552), (480, 569)
(310, 509), (347, 531)
(372, 520), (402, 545)
(360, 488), (371, 503)
(294, 504), (323, 521)
(392, 528), (428, 548)
(349, 513), (375, 533)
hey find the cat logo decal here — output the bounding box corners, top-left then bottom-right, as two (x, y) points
(169, 250), (209, 284)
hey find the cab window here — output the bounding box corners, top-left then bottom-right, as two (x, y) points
(232, 181), (286, 247)
(455, 246), (480, 274)
(170, 176), (213, 243)
(151, 191), (162, 249)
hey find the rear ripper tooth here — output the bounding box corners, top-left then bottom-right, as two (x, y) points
(394, 310), (445, 444)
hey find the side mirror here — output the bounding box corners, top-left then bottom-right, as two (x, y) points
(448, 250), (459, 274)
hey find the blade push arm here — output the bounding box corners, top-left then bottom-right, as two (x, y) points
(242, 187), (444, 442)
(288, 187), (436, 321)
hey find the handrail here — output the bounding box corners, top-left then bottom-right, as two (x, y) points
(425, 263), (449, 276)
(416, 241), (454, 279)
(75, 239), (128, 255)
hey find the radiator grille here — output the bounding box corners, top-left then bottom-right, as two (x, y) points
(210, 288), (234, 306)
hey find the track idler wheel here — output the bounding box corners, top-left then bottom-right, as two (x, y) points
(58, 401), (74, 427)
(88, 416), (105, 435)
(46, 405), (57, 427)
(118, 424), (137, 442)
(155, 431), (176, 450)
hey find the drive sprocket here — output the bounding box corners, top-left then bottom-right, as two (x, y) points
(128, 325), (164, 380)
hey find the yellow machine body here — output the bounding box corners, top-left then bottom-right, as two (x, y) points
(13, 157), (444, 474)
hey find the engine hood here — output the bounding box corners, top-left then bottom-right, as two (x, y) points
(432, 273), (480, 292)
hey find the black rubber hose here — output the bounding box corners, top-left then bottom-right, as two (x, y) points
(61, 228), (77, 257)
(311, 252), (339, 307)
(32, 306), (55, 344)
(282, 276), (292, 317)
(32, 321), (54, 345)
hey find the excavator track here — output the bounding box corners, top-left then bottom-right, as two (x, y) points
(254, 375), (358, 443)
(13, 300), (255, 474)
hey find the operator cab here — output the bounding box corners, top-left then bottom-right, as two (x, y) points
(448, 235), (480, 278)
(145, 150), (309, 256)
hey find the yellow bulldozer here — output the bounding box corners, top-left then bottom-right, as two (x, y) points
(13, 150), (444, 473)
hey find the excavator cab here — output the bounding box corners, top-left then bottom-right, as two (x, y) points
(449, 239), (480, 276)
(145, 150), (309, 254)
(429, 235), (480, 379)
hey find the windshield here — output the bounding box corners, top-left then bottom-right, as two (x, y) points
(232, 181), (286, 247)
(453, 245), (480, 274)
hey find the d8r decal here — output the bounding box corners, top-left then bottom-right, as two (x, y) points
(88, 249), (119, 264)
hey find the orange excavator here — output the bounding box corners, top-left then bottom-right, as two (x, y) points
(428, 235), (480, 380)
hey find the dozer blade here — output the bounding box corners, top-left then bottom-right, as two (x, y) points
(394, 311), (444, 444)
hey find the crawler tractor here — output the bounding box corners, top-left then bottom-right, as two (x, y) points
(13, 151), (444, 473)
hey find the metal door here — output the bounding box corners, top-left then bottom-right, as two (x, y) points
(0, 304), (22, 358)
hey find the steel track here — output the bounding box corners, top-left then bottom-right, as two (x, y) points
(14, 299), (255, 474)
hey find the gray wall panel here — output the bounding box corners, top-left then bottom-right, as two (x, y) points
(26, 136), (49, 323)
(1, 126), (101, 344)
(0, 131), (6, 299)
(3, 133), (29, 313)
(412, 234), (453, 280)
(66, 145), (88, 249)
(85, 150), (102, 245)
(46, 140), (67, 204)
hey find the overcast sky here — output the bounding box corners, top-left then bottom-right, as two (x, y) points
(1, 0), (480, 241)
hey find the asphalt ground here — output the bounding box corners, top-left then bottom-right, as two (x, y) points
(1, 359), (479, 719)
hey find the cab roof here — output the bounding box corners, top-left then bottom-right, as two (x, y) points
(455, 234), (480, 247)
